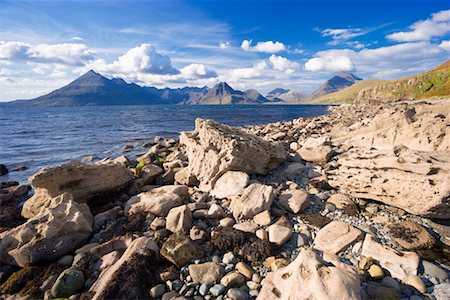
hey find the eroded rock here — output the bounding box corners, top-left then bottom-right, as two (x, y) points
(314, 221), (363, 254)
(230, 183), (276, 220)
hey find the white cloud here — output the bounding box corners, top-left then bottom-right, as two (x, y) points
(71, 36), (84, 41)
(439, 40), (450, 52)
(0, 41), (95, 66)
(386, 9), (450, 42)
(241, 40), (286, 53)
(321, 28), (366, 45)
(269, 54), (299, 74)
(305, 55), (354, 72)
(180, 63), (217, 79)
(219, 41), (231, 49)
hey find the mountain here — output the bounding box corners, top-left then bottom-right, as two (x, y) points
(195, 82), (272, 104)
(307, 72), (362, 100)
(307, 79), (386, 104)
(266, 88), (307, 103)
(355, 60), (450, 103)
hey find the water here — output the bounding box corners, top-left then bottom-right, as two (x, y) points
(0, 104), (330, 183)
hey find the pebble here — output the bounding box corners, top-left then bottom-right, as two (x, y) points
(220, 271), (246, 288)
(57, 255), (74, 266)
(220, 217), (235, 227)
(268, 224), (293, 245)
(51, 268), (85, 298)
(210, 284), (226, 296)
(256, 228), (268, 240)
(199, 283), (209, 296)
(381, 277), (400, 291)
(235, 262), (254, 279)
(226, 288), (249, 300)
(422, 261), (448, 281)
(247, 281), (261, 290)
(368, 264), (384, 279)
(222, 252), (237, 264)
(404, 275), (426, 293)
(150, 283), (166, 298)
(252, 273), (262, 284)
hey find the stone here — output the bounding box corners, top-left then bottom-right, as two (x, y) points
(257, 249), (361, 300)
(174, 167), (199, 186)
(125, 185), (188, 217)
(222, 251), (237, 264)
(210, 171), (250, 199)
(189, 262), (224, 285)
(278, 189), (310, 214)
(210, 284), (226, 297)
(51, 268), (85, 298)
(150, 217), (166, 231)
(433, 283), (450, 300)
(297, 137), (333, 163)
(313, 221), (363, 254)
(235, 262), (254, 279)
(140, 164), (164, 185)
(256, 228), (268, 240)
(0, 193), (93, 267)
(22, 161), (133, 218)
(253, 210), (271, 226)
(233, 221), (258, 233)
(361, 235), (419, 281)
(207, 204), (225, 218)
(230, 183), (276, 220)
(284, 162), (306, 178)
(89, 237), (159, 300)
(267, 224), (292, 246)
(404, 275), (426, 293)
(386, 220), (436, 250)
(220, 271), (246, 288)
(366, 283), (400, 300)
(381, 277), (400, 291)
(327, 194), (357, 213)
(227, 288), (249, 300)
(150, 284), (166, 298)
(0, 164), (8, 176)
(166, 205), (193, 233)
(422, 261), (448, 281)
(57, 255), (74, 266)
(189, 227), (208, 243)
(180, 118), (286, 192)
(220, 217), (235, 227)
(368, 264), (384, 279)
(160, 232), (204, 267)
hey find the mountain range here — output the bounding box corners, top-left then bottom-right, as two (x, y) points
(3, 61), (449, 106)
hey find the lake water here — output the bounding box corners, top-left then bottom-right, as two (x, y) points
(0, 104), (330, 183)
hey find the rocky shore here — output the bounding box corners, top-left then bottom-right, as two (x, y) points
(1, 100), (449, 300)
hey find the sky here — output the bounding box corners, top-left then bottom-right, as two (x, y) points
(0, 0), (449, 101)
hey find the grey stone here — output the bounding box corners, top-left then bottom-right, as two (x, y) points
(227, 288), (249, 300)
(150, 283), (166, 298)
(210, 284), (226, 296)
(422, 261), (448, 281)
(51, 268), (85, 298)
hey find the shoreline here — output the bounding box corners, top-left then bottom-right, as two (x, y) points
(1, 99), (449, 299)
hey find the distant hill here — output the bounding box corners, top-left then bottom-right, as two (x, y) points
(195, 82), (273, 104)
(308, 79), (385, 104)
(266, 88), (307, 103)
(307, 72), (362, 100)
(356, 60), (450, 103)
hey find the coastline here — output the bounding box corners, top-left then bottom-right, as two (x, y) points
(1, 99), (449, 299)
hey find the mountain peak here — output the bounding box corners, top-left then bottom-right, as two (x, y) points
(335, 71), (362, 82)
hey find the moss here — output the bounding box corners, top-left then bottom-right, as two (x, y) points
(300, 214), (332, 229)
(0, 266), (41, 295)
(19, 264), (65, 297)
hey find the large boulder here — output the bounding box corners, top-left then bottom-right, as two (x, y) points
(257, 249), (360, 300)
(22, 161), (133, 218)
(180, 119), (286, 192)
(125, 185), (188, 217)
(230, 183), (276, 220)
(89, 237), (159, 300)
(0, 193), (93, 267)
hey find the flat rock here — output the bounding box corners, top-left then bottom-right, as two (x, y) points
(180, 118), (286, 192)
(160, 232), (204, 267)
(166, 205), (193, 233)
(314, 221), (363, 254)
(22, 161), (133, 218)
(140, 164), (164, 185)
(210, 171), (249, 199)
(230, 183), (276, 220)
(297, 137), (333, 163)
(125, 185), (188, 217)
(385, 220), (435, 250)
(361, 235), (419, 281)
(189, 262), (224, 285)
(278, 189), (310, 214)
(233, 221), (259, 233)
(220, 271), (246, 288)
(268, 224), (292, 246)
(257, 249), (361, 300)
(253, 210), (271, 226)
(0, 193), (93, 267)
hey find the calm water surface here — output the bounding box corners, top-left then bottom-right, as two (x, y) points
(0, 104), (330, 183)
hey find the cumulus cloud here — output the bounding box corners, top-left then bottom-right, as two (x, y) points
(241, 40), (286, 53)
(386, 9), (450, 42)
(439, 40), (450, 52)
(180, 63), (217, 79)
(0, 41), (95, 65)
(219, 41), (231, 49)
(305, 55), (354, 72)
(269, 54), (299, 74)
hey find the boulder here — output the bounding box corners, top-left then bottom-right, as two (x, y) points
(0, 164), (8, 176)
(166, 205), (193, 233)
(174, 167), (199, 186)
(0, 193), (93, 267)
(361, 235), (419, 281)
(210, 171), (250, 199)
(257, 249), (360, 300)
(140, 164), (164, 185)
(189, 262), (224, 285)
(297, 137), (333, 163)
(160, 232), (204, 267)
(180, 119), (286, 191)
(314, 221), (363, 254)
(125, 185), (188, 217)
(385, 220), (435, 250)
(89, 237), (159, 300)
(22, 161), (133, 218)
(328, 146), (450, 218)
(278, 189), (310, 214)
(230, 183), (276, 220)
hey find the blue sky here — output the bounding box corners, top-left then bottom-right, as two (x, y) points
(0, 0), (449, 101)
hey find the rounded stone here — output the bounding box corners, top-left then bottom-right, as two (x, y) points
(222, 252), (237, 264)
(51, 268), (85, 298)
(422, 261), (448, 281)
(150, 283), (166, 298)
(226, 288), (249, 300)
(404, 275), (426, 293)
(368, 264), (384, 279)
(210, 284), (226, 296)
(57, 255), (74, 266)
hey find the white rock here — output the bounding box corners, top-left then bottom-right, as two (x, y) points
(230, 183), (276, 220)
(210, 171), (249, 199)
